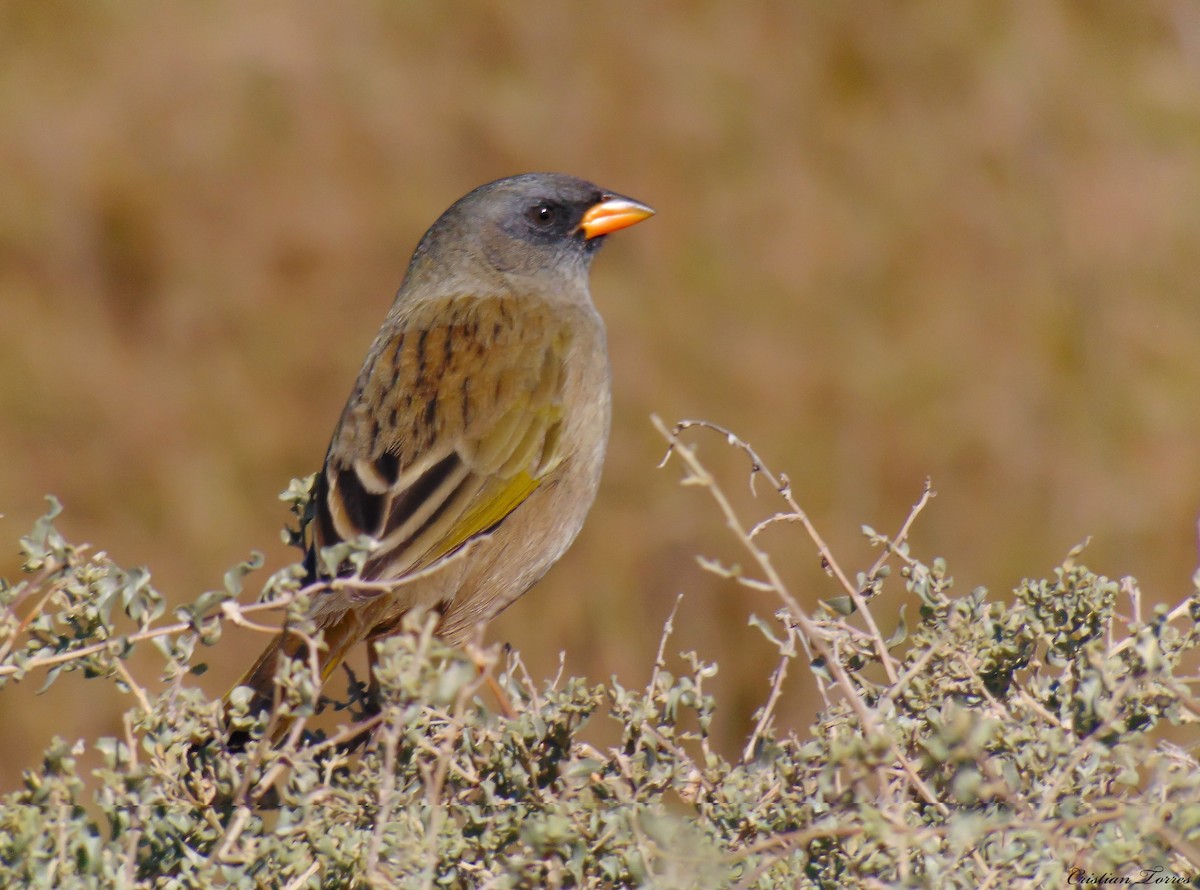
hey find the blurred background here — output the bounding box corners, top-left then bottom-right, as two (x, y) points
(4, 1), (1200, 789)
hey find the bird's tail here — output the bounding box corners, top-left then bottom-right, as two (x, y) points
(232, 632), (307, 715)
(225, 615), (361, 745)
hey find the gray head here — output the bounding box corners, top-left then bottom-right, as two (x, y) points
(401, 173), (654, 296)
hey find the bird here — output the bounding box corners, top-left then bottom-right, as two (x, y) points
(232, 173), (654, 725)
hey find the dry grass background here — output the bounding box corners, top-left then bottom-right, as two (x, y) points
(3, 1), (1200, 791)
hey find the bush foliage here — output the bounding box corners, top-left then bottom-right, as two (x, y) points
(2, 422), (1199, 888)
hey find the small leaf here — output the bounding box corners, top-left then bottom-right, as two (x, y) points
(885, 605), (908, 648)
(826, 596), (856, 616)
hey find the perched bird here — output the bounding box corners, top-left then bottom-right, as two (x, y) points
(235, 173), (653, 720)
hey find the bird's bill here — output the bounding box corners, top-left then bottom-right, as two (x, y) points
(579, 196), (655, 239)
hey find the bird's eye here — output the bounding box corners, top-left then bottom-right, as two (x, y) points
(527, 203), (558, 227)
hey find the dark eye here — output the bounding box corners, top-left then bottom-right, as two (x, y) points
(527, 203), (558, 227)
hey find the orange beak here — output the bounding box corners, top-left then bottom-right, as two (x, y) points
(579, 195), (655, 239)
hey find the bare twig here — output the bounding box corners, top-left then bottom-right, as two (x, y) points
(660, 417), (901, 686)
(655, 416), (954, 821)
(742, 652), (790, 764)
(0, 590), (304, 679)
(865, 479), (936, 580)
(648, 593), (684, 697)
(654, 416), (896, 728)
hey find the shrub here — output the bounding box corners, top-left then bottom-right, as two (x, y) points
(2, 420), (1198, 888)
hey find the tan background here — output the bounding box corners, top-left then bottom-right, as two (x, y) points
(3, 2), (1200, 789)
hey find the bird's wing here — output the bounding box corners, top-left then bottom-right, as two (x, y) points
(311, 294), (570, 584)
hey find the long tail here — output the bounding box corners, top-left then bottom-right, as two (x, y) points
(225, 615), (363, 744)
(232, 631), (309, 715)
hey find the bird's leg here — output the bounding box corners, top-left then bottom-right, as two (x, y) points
(365, 643), (383, 716)
(339, 658), (379, 723)
(463, 637), (516, 719)
(484, 670), (516, 719)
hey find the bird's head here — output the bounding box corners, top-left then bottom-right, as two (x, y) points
(404, 173), (654, 295)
